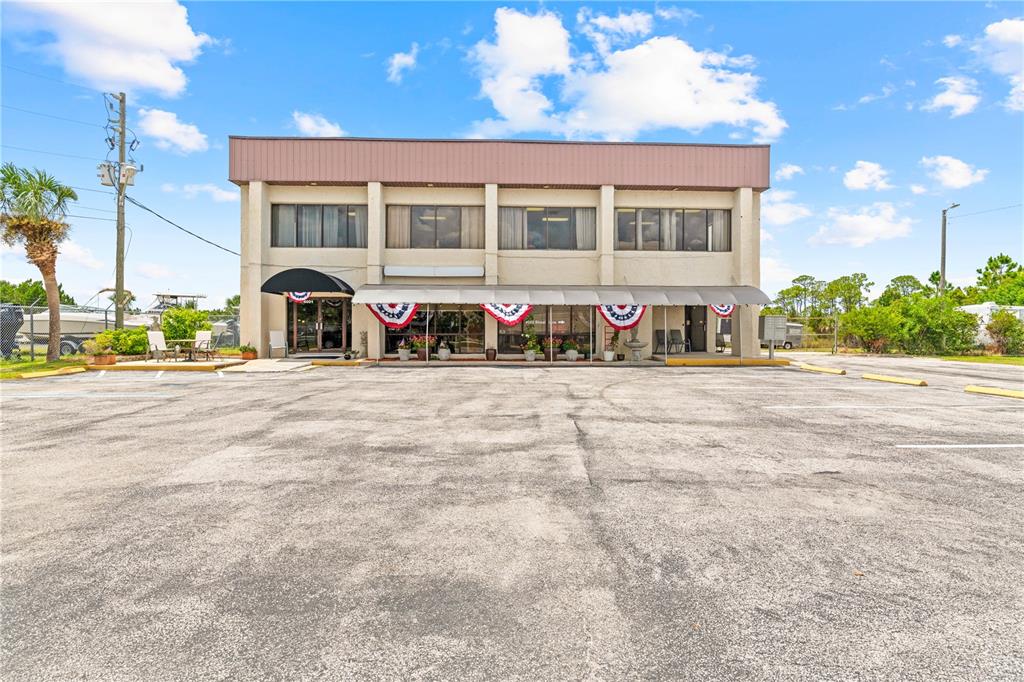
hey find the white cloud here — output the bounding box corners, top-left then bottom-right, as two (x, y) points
(137, 108), (208, 154)
(921, 76), (980, 117)
(760, 228), (773, 242)
(136, 262), (174, 280)
(8, 1), (210, 98)
(910, 184), (928, 195)
(60, 240), (103, 269)
(578, 8), (653, 55)
(468, 8), (786, 142)
(972, 18), (1024, 111)
(761, 189), (812, 226)
(774, 163), (804, 181)
(291, 111), (345, 137)
(811, 203), (913, 247)
(184, 183), (237, 202)
(857, 83), (896, 104)
(943, 34), (963, 48)
(843, 161), (894, 191)
(387, 43), (419, 84)
(159, 182), (176, 194)
(920, 155), (989, 189)
(655, 7), (700, 23)
(762, 255), (798, 295)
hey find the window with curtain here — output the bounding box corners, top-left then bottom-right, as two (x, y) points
(613, 207), (730, 252)
(384, 308), (485, 354)
(271, 204), (368, 247)
(386, 205), (483, 248)
(500, 207), (596, 250)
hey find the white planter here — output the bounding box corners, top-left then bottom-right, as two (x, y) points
(603, 350), (615, 362)
(398, 348), (411, 361)
(524, 349), (537, 362)
(437, 347), (451, 361)
(565, 349), (579, 362)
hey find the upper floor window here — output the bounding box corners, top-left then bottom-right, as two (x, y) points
(271, 204), (368, 248)
(615, 208), (731, 252)
(499, 207), (597, 250)
(386, 205), (484, 249)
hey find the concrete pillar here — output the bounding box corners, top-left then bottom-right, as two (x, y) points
(731, 187), (760, 358)
(240, 182), (268, 356)
(484, 183), (498, 285)
(598, 185), (615, 285)
(367, 181), (385, 285)
(484, 314), (498, 355)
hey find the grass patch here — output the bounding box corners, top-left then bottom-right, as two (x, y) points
(0, 356), (89, 380)
(940, 355), (1024, 366)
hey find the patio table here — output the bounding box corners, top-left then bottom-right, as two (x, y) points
(165, 339), (198, 361)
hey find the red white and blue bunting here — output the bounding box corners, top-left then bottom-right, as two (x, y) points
(709, 304), (736, 318)
(286, 292), (312, 303)
(367, 303), (420, 329)
(597, 304), (646, 330)
(480, 303), (533, 326)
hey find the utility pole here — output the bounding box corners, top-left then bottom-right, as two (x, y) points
(939, 202), (959, 295)
(114, 92), (126, 328)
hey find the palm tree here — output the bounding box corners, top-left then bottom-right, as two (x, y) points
(1, 163), (78, 361)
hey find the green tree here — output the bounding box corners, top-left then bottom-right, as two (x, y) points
(877, 275), (926, 306)
(976, 253), (1022, 291)
(986, 271), (1024, 306)
(985, 310), (1024, 355)
(0, 278), (75, 306)
(823, 273), (874, 314)
(841, 305), (900, 353)
(0, 164), (78, 360)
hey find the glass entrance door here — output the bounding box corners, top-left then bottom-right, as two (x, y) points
(288, 298), (351, 353)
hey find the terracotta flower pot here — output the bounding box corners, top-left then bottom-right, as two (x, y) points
(416, 348), (427, 361)
(241, 351), (257, 360)
(92, 354), (116, 366)
(485, 348), (497, 361)
(544, 348), (558, 362)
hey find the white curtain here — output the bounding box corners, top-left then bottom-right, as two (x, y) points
(297, 205), (322, 247)
(386, 205), (411, 248)
(461, 206), (485, 249)
(499, 207), (526, 249)
(349, 205), (368, 248)
(574, 208), (596, 250)
(710, 209), (731, 252)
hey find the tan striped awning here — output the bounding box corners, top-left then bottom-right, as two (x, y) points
(351, 285), (770, 306)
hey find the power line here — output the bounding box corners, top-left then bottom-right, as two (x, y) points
(66, 213), (116, 222)
(1, 142), (102, 160)
(124, 195), (240, 256)
(70, 185), (115, 196)
(947, 203), (1022, 220)
(2, 64), (99, 93)
(74, 205), (118, 214)
(1, 104), (104, 128)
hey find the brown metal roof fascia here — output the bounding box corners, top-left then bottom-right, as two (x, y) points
(229, 137), (770, 190)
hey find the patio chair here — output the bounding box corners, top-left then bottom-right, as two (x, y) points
(193, 330), (214, 361)
(669, 329), (685, 354)
(654, 329), (667, 354)
(147, 331), (179, 362)
(716, 332), (726, 353)
(269, 330), (287, 358)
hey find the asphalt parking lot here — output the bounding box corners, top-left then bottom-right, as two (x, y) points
(2, 358), (1022, 680)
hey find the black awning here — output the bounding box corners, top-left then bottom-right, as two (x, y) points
(260, 268), (355, 295)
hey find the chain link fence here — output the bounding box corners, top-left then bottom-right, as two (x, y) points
(1, 303), (240, 362)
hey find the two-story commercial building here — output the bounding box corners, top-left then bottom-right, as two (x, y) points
(229, 137), (770, 361)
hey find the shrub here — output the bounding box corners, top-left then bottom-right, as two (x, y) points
(841, 306), (900, 353)
(161, 307), (211, 341)
(986, 310), (1024, 355)
(893, 295), (977, 355)
(93, 326), (149, 355)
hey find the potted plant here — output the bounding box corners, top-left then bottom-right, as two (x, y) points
(542, 336), (562, 361)
(397, 339), (411, 361)
(485, 347), (497, 361)
(409, 335), (434, 361)
(239, 343), (257, 360)
(521, 332), (541, 362)
(604, 330), (620, 362)
(437, 340), (452, 361)
(562, 338), (580, 362)
(82, 338), (116, 366)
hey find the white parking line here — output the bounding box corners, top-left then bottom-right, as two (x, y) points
(763, 404), (987, 410)
(1, 391), (176, 399)
(153, 371), (165, 380)
(896, 443), (1024, 449)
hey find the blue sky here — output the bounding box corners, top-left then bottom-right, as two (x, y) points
(2, 1), (1022, 308)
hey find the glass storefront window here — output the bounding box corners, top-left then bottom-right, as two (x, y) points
(384, 308), (485, 354)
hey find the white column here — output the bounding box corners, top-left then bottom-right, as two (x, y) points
(732, 187), (760, 358)
(240, 181), (267, 356)
(598, 185), (615, 285)
(367, 181), (385, 285)
(484, 183), (499, 285)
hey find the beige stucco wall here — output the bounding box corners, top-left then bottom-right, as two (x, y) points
(238, 181), (762, 359)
